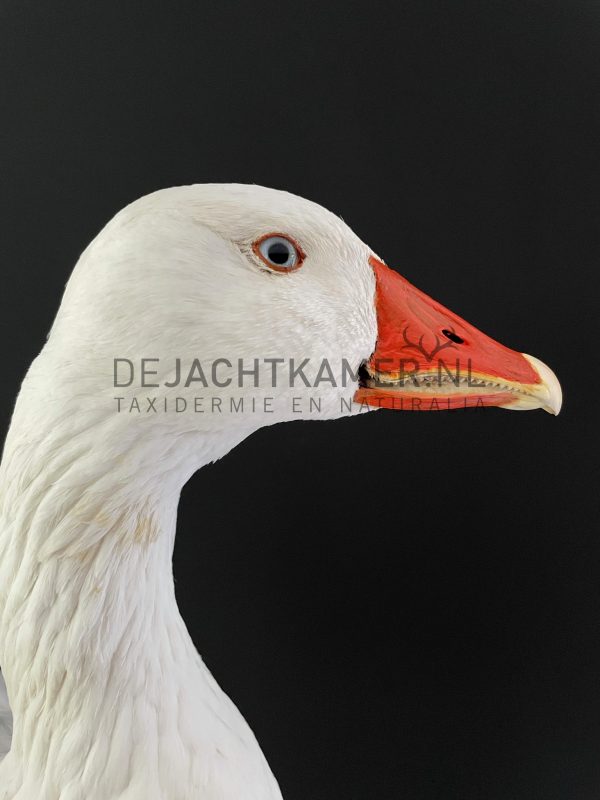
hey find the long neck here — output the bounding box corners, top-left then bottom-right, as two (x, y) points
(0, 391), (280, 799)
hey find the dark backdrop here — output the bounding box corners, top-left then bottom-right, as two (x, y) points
(1, 2), (599, 798)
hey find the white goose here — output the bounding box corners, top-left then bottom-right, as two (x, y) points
(0, 185), (561, 800)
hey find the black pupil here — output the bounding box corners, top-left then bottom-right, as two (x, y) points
(442, 329), (464, 344)
(267, 242), (291, 265)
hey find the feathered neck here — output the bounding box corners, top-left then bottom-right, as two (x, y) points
(0, 385), (281, 799)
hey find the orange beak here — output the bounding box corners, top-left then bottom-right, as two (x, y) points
(354, 257), (562, 414)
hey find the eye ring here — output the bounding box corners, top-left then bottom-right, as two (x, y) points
(252, 233), (305, 273)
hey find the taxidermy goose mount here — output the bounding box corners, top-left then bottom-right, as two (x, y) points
(0, 185), (561, 799)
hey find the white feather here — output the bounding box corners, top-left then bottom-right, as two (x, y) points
(0, 184), (378, 799)
(0, 672), (11, 761)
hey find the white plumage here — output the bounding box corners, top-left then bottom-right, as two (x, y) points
(0, 185), (377, 800)
(0, 674), (10, 762)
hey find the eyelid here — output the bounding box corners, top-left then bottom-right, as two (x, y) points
(251, 232), (306, 273)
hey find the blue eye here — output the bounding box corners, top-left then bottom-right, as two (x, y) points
(253, 234), (304, 272)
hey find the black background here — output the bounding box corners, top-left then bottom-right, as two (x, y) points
(1, 2), (599, 798)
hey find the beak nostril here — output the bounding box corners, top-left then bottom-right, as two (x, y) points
(442, 329), (464, 345)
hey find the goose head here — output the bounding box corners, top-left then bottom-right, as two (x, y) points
(40, 183), (559, 461)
